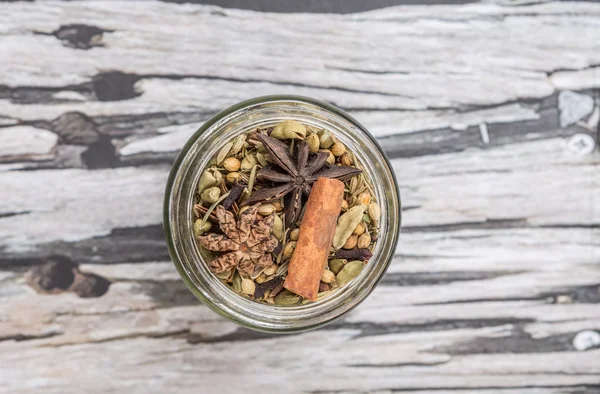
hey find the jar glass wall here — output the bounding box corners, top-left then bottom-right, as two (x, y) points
(164, 95), (401, 332)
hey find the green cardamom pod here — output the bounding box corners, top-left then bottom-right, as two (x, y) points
(329, 258), (347, 275)
(232, 270), (242, 293)
(271, 120), (306, 140)
(274, 290), (302, 306)
(201, 186), (221, 204)
(272, 214), (284, 241)
(241, 154), (258, 172)
(368, 202), (381, 226)
(332, 205), (367, 250)
(336, 260), (364, 287)
(307, 133), (320, 153)
(215, 269), (232, 280)
(197, 170), (218, 195)
(319, 129), (335, 149)
(349, 176), (359, 194)
(193, 219), (212, 236)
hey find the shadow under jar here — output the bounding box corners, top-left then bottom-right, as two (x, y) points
(164, 95), (401, 333)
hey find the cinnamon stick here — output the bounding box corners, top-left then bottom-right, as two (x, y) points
(283, 177), (344, 301)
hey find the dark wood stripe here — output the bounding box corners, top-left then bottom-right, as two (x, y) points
(157, 0), (478, 14)
(380, 270), (522, 286)
(307, 385), (600, 393)
(327, 318), (536, 338)
(420, 283), (600, 305)
(0, 224), (169, 268)
(436, 328), (580, 355)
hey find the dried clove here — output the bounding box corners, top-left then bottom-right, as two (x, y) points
(334, 248), (373, 261)
(222, 181), (245, 210)
(254, 276), (284, 299)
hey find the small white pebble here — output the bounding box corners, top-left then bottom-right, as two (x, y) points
(572, 330), (600, 351)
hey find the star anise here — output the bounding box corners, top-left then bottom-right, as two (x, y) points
(198, 204), (278, 276)
(245, 133), (361, 227)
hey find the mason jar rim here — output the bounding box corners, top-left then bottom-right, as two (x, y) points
(164, 95), (401, 333)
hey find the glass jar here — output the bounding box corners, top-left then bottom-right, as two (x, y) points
(164, 95), (401, 332)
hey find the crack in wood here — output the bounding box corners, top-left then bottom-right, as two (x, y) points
(0, 332), (62, 343)
(346, 360), (449, 368)
(393, 253), (464, 260)
(416, 296), (545, 306)
(186, 328), (274, 344)
(402, 219), (529, 233)
(0, 210), (31, 219)
(417, 283), (600, 305)
(40, 329), (191, 348)
(380, 270), (523, 286)
(404, 221), (598, 234)
(307, 385), (600, 393)
(539, 224), (600, 229)
(50, 304), (172, 319)
(548, 63), (600, 78)
(36, 326), (273, 348)
(325, 65), (412, 76)
(303, 386), (600, 394)
(328, 318), (536, 338)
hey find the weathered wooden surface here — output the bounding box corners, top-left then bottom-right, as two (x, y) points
(1, 1), (599, 393)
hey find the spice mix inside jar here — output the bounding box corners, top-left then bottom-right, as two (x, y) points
(164, 96), (400, 332)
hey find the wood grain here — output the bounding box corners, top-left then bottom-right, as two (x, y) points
(0, 1), (599, 393)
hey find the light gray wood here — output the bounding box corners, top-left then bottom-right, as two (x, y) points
(0, 1), (599, 393)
